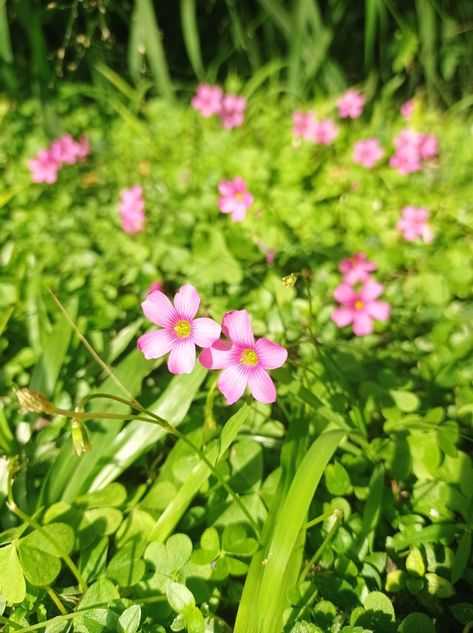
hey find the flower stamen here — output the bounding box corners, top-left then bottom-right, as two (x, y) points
(174, 320), (191, 338)
(241, 348), (258, 366)
(354, 300), (364, 310)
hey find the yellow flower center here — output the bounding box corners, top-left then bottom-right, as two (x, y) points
(241, 348), (258, 366)
(174, 320), (191, 338)
(235, 192), (244, 200)
(354, 300), (364, 311)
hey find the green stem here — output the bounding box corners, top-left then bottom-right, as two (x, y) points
(7, 477), (87, 594)
(47, 587), (67, 615)
(74, 393), (260, 538)
(305, 507), (336, 530)
(0, 614), (23, 630)
(299, 510), (343, 582)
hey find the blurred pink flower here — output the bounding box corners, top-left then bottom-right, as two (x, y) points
(337, 90), (365, 119)
(353, 138), (384, 168)
(220, 94), (247, 129)
(419, 134), (438, 160)
(119, 185), (145, 234)
(191, 84), (223, 118)
(400, 99), (414, 119)
(28, 149), (60, 184)
(217, 176), (253, 222)
(138, 284), (221, 374)
(389, 148), (422, 175)
(312, 118), (338, 145)
(50, 134), (80, 164)
(265, 249), (276, 265)
(148, 280), (163, 295)
(292, 111), (318, 140)
(339, 252), (377, 285)
(75, 135), (90, 160)
(397, 206), (433, 243)
(200, 309), (287, 404)
(332, 279), (390, 336)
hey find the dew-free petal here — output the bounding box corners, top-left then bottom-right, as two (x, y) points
(168, 339), (196, 374)
(174, 284), (200, 321)
(218, 365), (248, 405)
(255, 338), (288, 370)
(137, 330), (174, 359)
(192, 317), (221, 348)
(248, 368), (276, 404)
(224, 310), (255, 347)
(142, 291), (177, 327)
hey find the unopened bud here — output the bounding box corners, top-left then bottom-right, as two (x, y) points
(71, 418), (92, 457)
(282, 273), (298, 288)
(15, 389), (57, 415)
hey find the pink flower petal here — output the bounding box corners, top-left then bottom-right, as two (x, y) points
(254, 338), (287, 370)
(360, 279), (384, 301)
(367, 301), (390, 321)
(333, 284), (357, 304)
(191, 317), (221, 348)
(248, 367), (277, 404)
(352, 313), (373, 336)
(174, 284), (200, 321)
(199, 340), (232, 370)
(224, 310), (255, 347)
(331, 307), (354, 327)
(137, 329), (174, 359)
(167, 339), (196, 374)
(218, 365), (248, 405)
(142, 291), (177, 327)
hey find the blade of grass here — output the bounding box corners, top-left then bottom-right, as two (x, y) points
(180, 0), (204, 79)
(257, 429), (344, 633)
(136, 0), (174, 100)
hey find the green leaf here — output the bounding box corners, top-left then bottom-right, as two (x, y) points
(118, 605), (141, 633)
(450, 603), (473, 625)
(406, 547), (426, 576)
(363, 591), (395, 619)
(183, 605), (205, 633)
(399, 612), (436, 633)
(18, 523), (74, 586)
(425, 572), (454, 598)
(76, 483), (127, 508)
(389, 390), (420, 413)
(0, 543), (26, 603)
(106, 546), (146, 586)
(166, 581), (195, 614)
(79, 578), (120, 609)
(325, 461), (352, 496)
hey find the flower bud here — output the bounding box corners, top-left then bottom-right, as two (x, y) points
(15, 389), (57, 415)
(71, 418), (92, 457)
(282, 273), (298, 288)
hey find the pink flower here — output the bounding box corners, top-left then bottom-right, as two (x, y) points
(396, 206), (433, 243)
(148, 280), (163, 295)
(418, 134), (438, 160)
(219, 94), (247, 129)
(50, 134), (79, 164)
(332, 279), (390, 336)
(200, 310), (287, 404)
(217, 176), (253, 222)
(119, 185), (145, 234)
(191, 84), (223, 118)
(389, 148), (422, 175)
(337, 90), (365, 119)
(265, 249), (276, 265)
(28, 149), (61, 184)
(400, 99), (414, 119)
(50, 134), (90, 164)
(339, 253), (377, 285)
(353, 138), (384, 168)
(292, 111), (318, 140)
(137, 284), (221, 375)
(312, 119), (338, 145)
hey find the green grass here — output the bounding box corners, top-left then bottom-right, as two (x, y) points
(0, 83), (472, 632)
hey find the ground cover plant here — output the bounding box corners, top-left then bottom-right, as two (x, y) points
(0, 76), (472, 633)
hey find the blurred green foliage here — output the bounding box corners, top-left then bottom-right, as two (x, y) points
(1, 0), (473, 106)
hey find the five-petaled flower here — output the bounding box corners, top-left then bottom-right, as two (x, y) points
(332, 279), (390, 336)
(339, 253), (377, 285)
(200, 310), (287, 405)
(397, 206), (433, 243)
(191, 84), (223, 118)
(138, 284), (221, 374)
(28, 149), (61, 184)
(353, 138), (384, 168)
(337, 90), (365, 119)
(217, 176), (254, 222)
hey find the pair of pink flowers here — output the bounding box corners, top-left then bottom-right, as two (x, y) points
(217, 176), (253, 222)
(292, 112), (338, 145)
(397, 206), (433, 243)
(28, 133), (90, 184)
(137, 284), (287, 404)
(191, 84), (247, 129)
(119, 185), (145, 234)
(332, 253), (390, 336)
(337, 90), (365, 119)
(389, 129), (439, 175)
(353, 138), (384, 168)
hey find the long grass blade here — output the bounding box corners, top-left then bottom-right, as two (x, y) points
(180, 0), (204, 79)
